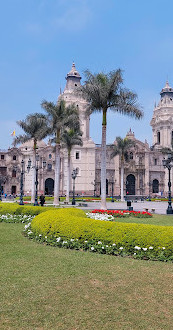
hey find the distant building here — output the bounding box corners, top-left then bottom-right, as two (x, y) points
(0, 64), (172, 198)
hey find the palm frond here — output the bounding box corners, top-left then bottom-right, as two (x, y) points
(81, 69), (143, 120)
(110, 136), (134, 159)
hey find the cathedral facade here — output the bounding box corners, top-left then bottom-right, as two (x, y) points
(0, 64), (172, 198)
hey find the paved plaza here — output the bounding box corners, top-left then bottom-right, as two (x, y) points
(72, 200), (173, 215)
(2, 199), (173, 215)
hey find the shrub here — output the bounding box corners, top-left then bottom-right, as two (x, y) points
(0, 203), (55, 216)
(30, 209), (173, 251)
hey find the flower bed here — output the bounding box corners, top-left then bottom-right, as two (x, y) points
(0, 213), (34, 223)
(24, 223), (173, 262)
(91, 209), (152, 218)
(22, 209), (173, 262)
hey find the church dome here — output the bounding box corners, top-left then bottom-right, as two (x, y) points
(160, 81), (173, 97)
(66, 62), (81, 79)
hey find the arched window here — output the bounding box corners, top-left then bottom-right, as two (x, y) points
(157, 131), (160, 144)
(76, 167), (80, 176)
(47, 164), (52, 171)
(126, 174), (135, 195)
(152, 179), (159, 193)
(12, 169), (16, 178)
(49, 154), (52, 159)
(13, 155), (16, 160)
(129, 152), (133, 160)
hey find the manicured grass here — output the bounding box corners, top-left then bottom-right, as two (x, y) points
(1, 223), (173, 329)
(115, 214), (173, 226)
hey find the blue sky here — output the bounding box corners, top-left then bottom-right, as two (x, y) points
(1, 0), (173, 149)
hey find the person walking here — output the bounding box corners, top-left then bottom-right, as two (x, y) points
(39, 194), (45, 207)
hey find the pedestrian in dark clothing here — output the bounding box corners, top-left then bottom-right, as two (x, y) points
(39, 194), (45, 206)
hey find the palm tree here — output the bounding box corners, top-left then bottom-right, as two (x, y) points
(41, 99), (79, 206)
(61, 125), (83, 203)
(111, 136), (134, 201)
(13, 113), (49, 203)
(81, 69), (143, 209)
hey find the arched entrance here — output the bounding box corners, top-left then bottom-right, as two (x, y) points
(152, 179), (159, 193)
(99, 179), (109, 196)
(126, 174), (135, 195)
(45, 178), (54, 195)
(11, 185), (16, 195)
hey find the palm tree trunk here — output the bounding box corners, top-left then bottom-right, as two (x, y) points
(121, 162), (124, 202)
(101, 109), (107, 210)
(54, 143), (60, 206)
(31, 142), (36, 204)
(66, 151), (71, 203)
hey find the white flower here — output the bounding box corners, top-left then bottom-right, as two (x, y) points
(63, 241), (67, 244)
(119, 247), (123, 250)
(134, 253), (136, 255)
(112, 243), (116, 246)
(86, 212), (114, 221)
(134, 246), (141, 250)
(45, 236), (47, 239)
(91, 247), (94, 251)
(70, 238), (74, 242)
(162, 247), (165, 250)
(56, 237), (61, 242)
(149, 246), (153, 250)
(39, 234), (42, 237)
(106, 245), (108, 247)
(143, 248), (147, 251)
(84, 240), (88, 243)
(102, 246), (104, 249)
(24, 223), (31, 230)
(98, 241), (102, 244)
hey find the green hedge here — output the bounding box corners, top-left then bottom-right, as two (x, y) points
(31, 209), (173, 250)
(0, 203), (54, 216)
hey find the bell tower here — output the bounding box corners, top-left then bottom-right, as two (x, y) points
(150, 81), (173, 148)
(60, 62), (90, 140)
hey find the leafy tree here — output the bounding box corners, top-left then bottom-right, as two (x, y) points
(61, 124), (83, 203)
(41, 99), (79, 205)
(111, 136), (134, 201)
(81, 69), (143, 209)
(13, 113), (49, 203)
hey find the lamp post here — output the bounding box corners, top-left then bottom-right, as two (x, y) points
(0, 177), (3, 201)
(162, 154), (173, 214)
(34, 154), (40, 206)
(19, 159), (32, 205)
(27, 155), (44, 206)
(71, 168), (78, 205)
(0, 182), (2, 202)
(19, 160), (24, 205)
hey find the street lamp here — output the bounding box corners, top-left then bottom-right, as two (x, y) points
(19, 159), (31, 205)
(162, 153), (173, 214)
(34, 154), (39, 206)
(27, 154), (43, 206)
(0, 175), (7, 201)
(71, 168), (78, 205)
(110, 176), (114, 202)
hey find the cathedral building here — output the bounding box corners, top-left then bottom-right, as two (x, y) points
(0, 64), (172, 198)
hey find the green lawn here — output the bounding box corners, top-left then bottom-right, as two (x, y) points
(1, 222), (173, 329)
(115, 214), (173, 226)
